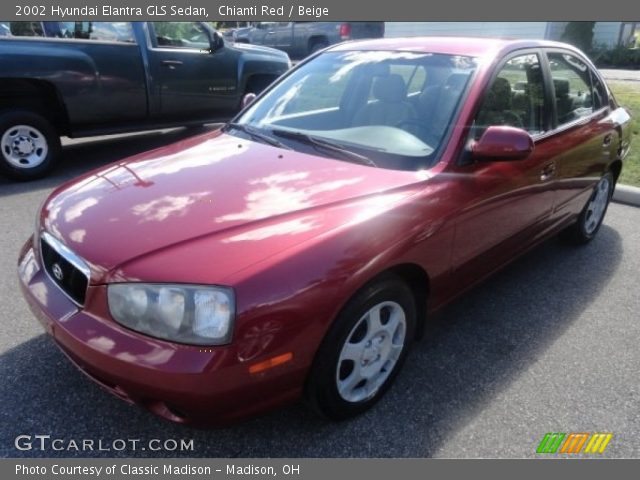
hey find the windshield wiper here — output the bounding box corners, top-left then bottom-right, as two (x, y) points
(226, 123), (292, 150)
(270, 129), (377, 167)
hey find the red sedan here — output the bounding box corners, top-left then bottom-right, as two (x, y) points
(18, 37), (632, 425)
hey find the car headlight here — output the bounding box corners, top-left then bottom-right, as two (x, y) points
(107, 284), (235, 345)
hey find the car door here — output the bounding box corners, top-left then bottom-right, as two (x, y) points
(543, 49), (619, 224)
(146, 22), (239, 120)
(449, 51), (556, 285)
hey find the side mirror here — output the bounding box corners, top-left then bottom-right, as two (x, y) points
(241, 93), (257, 109)
(472, 126), (534, 161)
(209, 31), (224, 52)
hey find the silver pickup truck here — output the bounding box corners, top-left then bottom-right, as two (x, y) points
(233, 22), (385, 58)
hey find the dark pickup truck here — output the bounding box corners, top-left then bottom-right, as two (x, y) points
(234, 22), (385, 58)
(0, 21), (291, 179)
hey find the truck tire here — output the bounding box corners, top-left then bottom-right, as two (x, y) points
(0, 110), (61, 181)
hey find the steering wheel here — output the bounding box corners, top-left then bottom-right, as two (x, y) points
(502, 111), (524, 129)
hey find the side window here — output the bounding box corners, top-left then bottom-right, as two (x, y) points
(547, 52), (593, 125)
(8, 22), (45, 37)
(152, 22), (209, 49)
(474, 53), (546, 139)
(590, 71), (608, 110)
(65, 22), (133, 42)
(8, 22), (135, 42)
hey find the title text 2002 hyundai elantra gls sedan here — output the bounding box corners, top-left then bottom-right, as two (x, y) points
(19, 37), (632, 425)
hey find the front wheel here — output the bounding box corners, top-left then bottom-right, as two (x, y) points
(305, 274), (416, 420)
(0, 110), (61, 180)
(561, 172), (614, 244)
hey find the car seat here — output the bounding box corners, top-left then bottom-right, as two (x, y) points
(553, 78), (574, 123)
(418, 73), (469, 141)
(476, 77), (523, 134)
(353, 74), (417, 127)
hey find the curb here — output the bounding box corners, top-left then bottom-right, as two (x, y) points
(613, 184), (640, 207)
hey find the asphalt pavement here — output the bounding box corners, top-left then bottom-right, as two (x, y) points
(1, 129), (639, 458)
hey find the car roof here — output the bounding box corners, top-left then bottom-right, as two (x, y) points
(329, 36), (579, 58)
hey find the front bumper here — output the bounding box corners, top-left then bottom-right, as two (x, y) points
(17, 238), (302, 426)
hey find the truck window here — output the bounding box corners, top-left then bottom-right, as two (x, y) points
(8, 22), (45, 37)
(65, 22), (135, 43)
(6, 21), (135, 43)
(151, 22), (209, 49)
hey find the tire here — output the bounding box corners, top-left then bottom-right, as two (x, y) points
(305, 274), (416, 420)
(0, 110), (61, 180)
(309, 40), (329, 55)
(560, 172), (614, 245)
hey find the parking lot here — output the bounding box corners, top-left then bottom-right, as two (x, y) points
(1, 129), (639, 458)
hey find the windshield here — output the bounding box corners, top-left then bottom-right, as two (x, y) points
(233, 50), (478, 170)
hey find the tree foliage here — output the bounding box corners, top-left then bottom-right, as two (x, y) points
(561, 22), (596, 52)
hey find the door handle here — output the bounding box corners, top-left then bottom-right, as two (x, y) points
(603, 134), (613, 148)
(161, 60), (183, 69)
(540, 162), (556, 182)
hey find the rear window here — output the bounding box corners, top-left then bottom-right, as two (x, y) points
(2, 21), (135, 43)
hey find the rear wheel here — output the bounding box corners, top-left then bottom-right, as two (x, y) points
(0, 110), (61, 180)
(561, 172), (614, 244)
(305, 274), (416, 420)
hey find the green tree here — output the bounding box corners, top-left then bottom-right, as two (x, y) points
(561, 22), (596, 52)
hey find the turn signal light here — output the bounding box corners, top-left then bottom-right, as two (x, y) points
(249, 352), (293, 374)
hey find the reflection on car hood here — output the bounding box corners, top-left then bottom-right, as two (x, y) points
(42, 130), (423, 283)
(230, 42), (290, 62)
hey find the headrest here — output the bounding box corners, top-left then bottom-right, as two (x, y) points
(373, 74), (407, 103)
(553, 78), (570, 97)
(483, 77), (513, 111)
(445, 73), (469, 91)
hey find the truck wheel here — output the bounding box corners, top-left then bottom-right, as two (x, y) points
(0, 110), (61, 181)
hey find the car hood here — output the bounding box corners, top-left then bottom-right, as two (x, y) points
(229, 42), (290, 63)
(41, 130), (424, 284)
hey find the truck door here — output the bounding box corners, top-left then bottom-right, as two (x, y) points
(250, 22), (277, 48)
(28, 21), (148, 125)
(146, 22), (239, 120)
(273, 22), (295, 54)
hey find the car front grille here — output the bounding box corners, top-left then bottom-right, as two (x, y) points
(40, 232), (90, 306)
